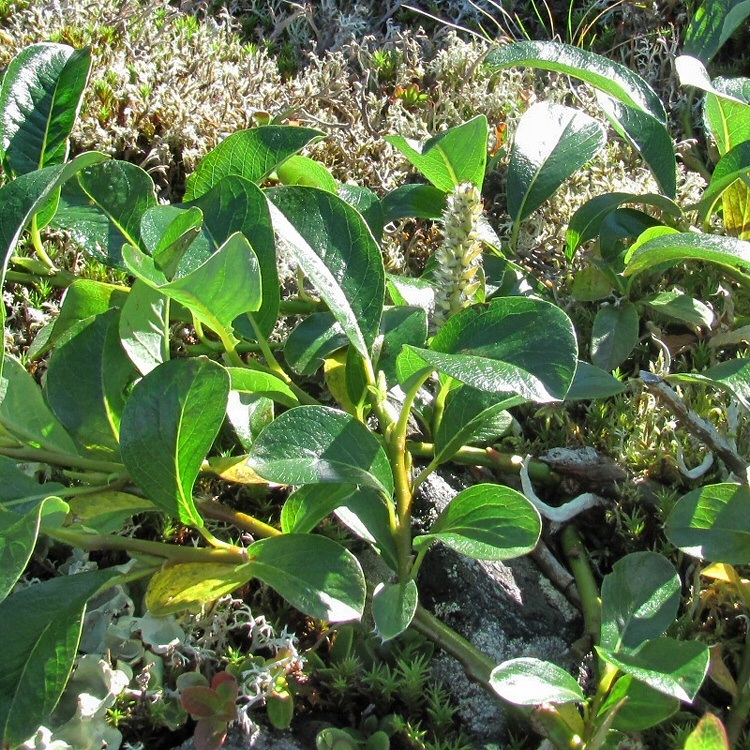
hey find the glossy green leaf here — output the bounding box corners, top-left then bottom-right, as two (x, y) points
(599, 209), (662, 272)
(566, 192), (681, 259)
(280, 484), (355, 534)
(157, 232), (261, 333)
(669, 358), (750, 411)
(226, 393), (273, 452)
(120, 357), (230, 526)
(404, 297), (577, 402)
(267, 186), (384, 358)
(186, 176), (278, 338)
(46, 309), (136, 458)
(118, 280), (169, 376)
(247, 406), (394, 498)
(595, 91), (676, 197)
(387, 274), (436, 312)
(372, 580), (418, 641)
(51, 160), (158, 267)
(0, 356), (78, 454)
(0, 569), (119, 749)
(684, 713), (730, 750)
(33, 278), (129, 359)
(66, 490), (155, 534)
(508, 102), (606, 224)
(695, 141), (750, 222)
(333, 487), (399, 572)
(643, 292), (715, 328)
(704, 77), (750, 156)
(284, 312), (348, 376)
(666, 483), (750, 564)
(684, 0), (750, 63)
(377, 306), (428, 386)
(485, 41), (667, 122)
(0, 152), (107, 342)
(246, 533), (366, 622)
(590, 302), (639, 371)
(600, 552), (681, 653)
(0, 497), (67, 602)
(184, 125), (323, 200)
(227, 367), (299, 408)
(598, 675), (679, 731)
(141, 205), (204, 257)
(0, 456), (65, 511)
(625, 230), (750, 277)
(277, 154), (337, 192)
(337, 184), (385, 241)
(434, 385), (519, 464)
(0, 43), (91, 175)
(413, 484), (541, 560)
(565, 361), (627, 400)
(381, 184), (446, 222)
(597, 638), (709, 702)
(384, 115), (488, 192)
(146, 562), (254, 616)
(490, 657), (585, 706)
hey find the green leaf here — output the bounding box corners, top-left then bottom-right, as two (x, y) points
(666, 483), (750, 564)
(187, 176), (278, 338)
(51, 160), (158, 267)
(485, 41), (667, 122)
(381, 184), (446, 222)
(225, 393), (273, 452)
(384, 115), (488, 192)
(0, 497), (67, 602)
(125, 232), (262, 335)
(46, 309), (136, 458)
(722, 178), (750, 240)
(0, 456), (65, 511)
(32, 278), (129, 359)
(490, 657), (585, 706)
(600, 209), (662, 272)
(404, 297), (578, 402)
(247, 406), (394, 498)
(377, 306), (428, 387)
(66, 490), (155, 534)
(669, 358), (750, 411)
(597, 638), (709, 703)
(434, 385), (518, 464)
(372, 580), (418, 641)
(643, 292), (715, 328)
(684, 0), (750, 63)
(600, 552), (681, 653)
(571, 265), (613, 301)
(280, 484), (355, 534)
(119, 280), (170, 376)
(267, 186), (384, 359)
(566, 192), (681, 259)
(0, 356), (78, 454)
(277, 154), (337, 192)
(0, 152), (108, 373)
(246, 534), (366, 622)
(704, 77), (750, 156)
(337, 184), (385, 241)
(591, 302), (639, 371)
(146, 563), (254, 616)
(598, 675), (679, 731)
(0, 43), (91, 175)
(695, 141), (750, 223)
(141, 205), (204, 258)
(595, 92), (677, 198)
(625, 231), (750, 277)
(684, 713), (730, 750)
(565, 361), (627, 400)
(184, 125), (323, 200)
(120, 357), (230, 526)
(227, 367), (300, 408)
(508, 102), (606, 224)
(0, 569), (119, 749)
(413, 484), (541, 561)
(284, 312), (348, 376)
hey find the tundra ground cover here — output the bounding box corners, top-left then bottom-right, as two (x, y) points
(2, 2), (750, 749)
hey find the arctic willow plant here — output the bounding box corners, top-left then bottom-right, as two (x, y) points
(0, 33), (718, 750)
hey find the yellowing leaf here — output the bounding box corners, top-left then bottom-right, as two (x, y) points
(206, 455), (268, 485)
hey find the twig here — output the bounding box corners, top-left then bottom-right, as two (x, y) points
(640, 371), (749, 478)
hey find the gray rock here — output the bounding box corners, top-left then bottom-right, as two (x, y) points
(175, 723), (315, 750)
